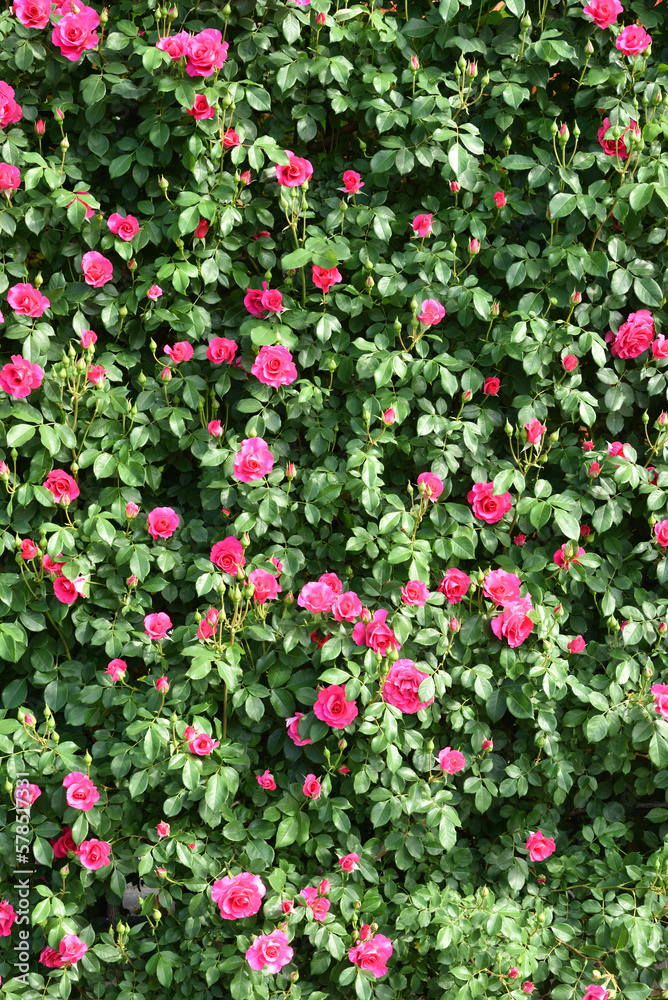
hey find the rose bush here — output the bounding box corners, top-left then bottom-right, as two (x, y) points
(1, 0), (668, 998)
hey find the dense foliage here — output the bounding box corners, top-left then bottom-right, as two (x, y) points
(1, 0), (668, 997)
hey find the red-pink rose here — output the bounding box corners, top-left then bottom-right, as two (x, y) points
(298, 581), (335, 614)
(186, 94), (215, 119)
(312, 266), (342, 293)
(275, 150), (313, 187)
(185, 28), (229, 77)
(303, 773), (322, 799)
(493, 191), (506, 208)
(412, 213), (433, 237)
(597, 116), (639, 160)
(608, 309), (655, 359)
(525, 829), (556, 861)
(147, 507), (180, 539)
(43, 469), (79, 503)
(256, 769), (277, 790)
(0, 163), (20, 191)
(417, 299), (445, 326)
(491, 597), (534, 647)
(147, 284), (162, 300)
(52, 10), (100, 62)
(401, 580), (430, 606)
(339, 852), (360, 871)
(438, 747), (466, 773)
(21, 540), (38, 561)
(417, 471), (443, 500)
(52, 827), (77, 858)
(222, 128), (240, 148)
(53, 576), (79, 604)
(468, 481), (512, 523)
(7, 282), (50, 317)
(342, 170), (364, 193)
(313, 685), (358, 728)
(207, 336), (237, 364)
(583, 986), (610, 1000)
(63, 771), (100, 811)
(652, 335), (668, 359)
(144, 612), (172, 639)
(382, 659), (433, 714)
(483, 377), (500, 395)
(483, 569), (521, 606)
(251, 345), (297, 388)
(164, 341), (194, 364)
(81, 250), (113, 287)
(40, 946), (64, 968)
(189, 732), (220, 755)
(108, 212), (140, 241)
(583, 0), (622, 27)
(233, 437), (274, 482)
(210, 537), (245, 574)
(437, 568), (471, 604)
(348, 934), (393, 978)
(0, 356), (44, 398)
(319, 572), (342, 594)
(286, 712), (311, 746)
(563, 354), (578, 370)
(553, 543), (585, 569)
(248, 568), (281, 604)
(194, 218), (209, 238)
(156, 820), (171, 838)
(156, 30), (190, 59)
(300, 886), (330, 919)
(246, 930), (293, 972)
(568, 635), (586, 654)
(616, 24), (651, 55)
(76, 838), (111, 870)
(260, 286), (284, 314)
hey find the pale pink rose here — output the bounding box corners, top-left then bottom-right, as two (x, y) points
(222, 129), (240, 148)
(7, 282), (50, 317)
(382, 659), (433, 714)
(437, 568), (471, 604)
(156, 676), (170, 693)
(52, 10), (100, 62)
(81, 250), (113, 287)
(303, 773), (321, 799)
(0, 356), (44, 398)
(189, 732), (220, 755)
(568, 635), (586, 654)
(583, 986), (610, 1000)
(343, 170), (364, 193)
(233, 437), (274, 482)
(156, 822), (170, 837)
(147, 285), (162, 300)
(401, 580), (430, 606)
(207, 337), (237, 364)
(352, 608), (400, 655)
(583, 0), (622, 27)
(491, 597), (534, 647)
(616, 24), (651, 54)
(251, 345), (297, 388)
(275, 150), (313, 187)
(438, 747), (466, 773)
(493, 191), (506, 208)
(144, 612), (172, 639)
(15, 783), (41, 808)
(298, 581), (335, 614)
(608, 309), (655, 359)
(313, 685), (358, 728)
(300, 887), (330, 919)
(58, 933), (88, 965)
(348, 934), (393, 978)
(312, 266), (342, 293)
(525, 418), (547, 446)
(210, 537), (245, 574)
(246, 930), (293, 972)
(105, 659), (127, 682)
(412, 213), (433, 237)
(164, 341), (194, 364)
(525, 829), (556, 861)
(383, 408), (396, 425)
(0, 163), (20, 191)
(147, 507), (180, 539)
(286, 712), (311, 746)
(76, 838), (111, 870)
(651, 683), (668, 719)
(597, 116), (639, 160)
(0, 82), (22, 129)
(339, 852), (360, 871)
(63, 771), (100, 811)
(332, 591), (363, 621)
(553, 543), (585, 569)
(208, 419), (223, 437)
(256, 769), (276, 790)
(185, 28), (229, 77)
(417, 299), (445, 326)
(13, 0), (51, 28)
(483, 569), (521, 606)
(248, 568), (282, 604)
(417, 471), (443, 500)
(319, 572), (342, 594)
(468, 481), (512, 523)
(108, 212), (140, 241)
(156, 30), (190, 59)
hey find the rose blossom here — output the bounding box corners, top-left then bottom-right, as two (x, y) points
(208, 419), (223, 437)
(437, 568), (471, 604)
(589, 461), (601, 476)
(483, 377), (500, 395)
(76, 838), (111, 870)
(348, 934), (393, 978)
(13, 0), (52, 28)
(438, 747), (466, 773)
(156, 29), (190, 60)
(300, 887), (330, 920)
(417, 299), (445, 326)
(105, 659), (127, 682)
(282, 899), (294, 913)
(583, 0), (622, 27)
(251, 345), (297, 388)
(482, 739), (493, 750)
(616, 24), (651, 54)
(147, 285), (162, 300)
(59, 934), (88, 965)
(15, 783), (41, 808)
(40, 947), (64, 968)
(43, 469), (80, 504)
(382, 659), (433, 714)
(52, 9), (100, 62)
(222, 129), (240, 148)
(352, 608), (400, 655)
(248, 568), (282, 604)
(417, 471), (443, 500)
(144, 612), (172, 639)
(491, 597), (534, 647)
(207, 337), (237, 364)
(147, 507), (180, 539)
(53, 576), (80, 604)
(156, 822), (170, 838)
(260, 285), (284, 314)
(86, 364), (105, 386)
(298, 581), (335, 614)
(0, 356), (45, 399)
(339, 852), (360, 872)
(246, 930), (294, 973)
(509, 968), (519, 980)
(318, 572), (342, 594)
(412, 213), (433, 237)
(210, 537), (245, 574)
(523, 984), (535, 995)
(108, 212), (140, 241)
(343, 170), (364, 193)
(185, 28), (229, 77)
(256, 769), (276, 790)
(568, 635), (586, 654)
(583, 986), (610, 1000)
(286, 712), (312, 746)
(483, 569), (521, 606)
(212, 872), (266, 919)
(470, 238), (480, 254)
(81, 251), (113, 287)
(525, 418), (547, 446)
(156, 676), (169, 693)
(164, 341), (194, 364)
(652, 335), (668, 359)
(401, 580), (430, 606)
(313, 685), (358, 728)
(63, 772), (100, 811)
(608, 309), (655, 359)
(52, 827), (77, 857)
(525, 830), (556, 861)
(468, 481), (512, 523)
(275, 150), (313, 187)
(493, 191), (506, 208)
(303, 773), (322, 799)
(383, 408), (396, 425)
(194, 218), (209, 239)
(332, 591), (363, 621)
(189, 732), (220, 755)
(597, 116), (639, 160)
(514, 534), (526, 545)
(240, 170), (251, 185)
(554, 543), (585, 569)
(312, 266), (342, 293)
(233, 437), (274, 482)
(7, 282), (50, 317)
(0, 163), (20, 191)
(563, 355), (578, 371)
(651, 684), (668, 719)
(0, 81), (22, 129)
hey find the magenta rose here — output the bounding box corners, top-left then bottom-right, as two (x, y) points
(332, 590), (363, 621)
(401, 580), (430, 606)
(303, 773), (322, 799)
(438, 747), (466, 773)
(63, 772), (100, 811)
(382, 659), (433, 714)
(81, 250), (113, 287)
(313, 685), (358, 728)
(437, 568), (471, 604)
(0, 81), (22, 129)
(207, 337), (237, 364)
(256, 769), (276, 790)
(582, 0), (622, 26)
(7, 282), (50, 317)
(286, 712), (312, 746)
(525, 418), (547, 446)
(12, 0), (51, 28)
(312, 265), (342, 293)
(53, 576), (79, 604)
(0, 356), (44, 398)
(468, 481), (512, 523)
(608, 309), (655, 359)
(0, 163), (20, 191)
(248, 568), (281, 604)
(583, 986), (610, 1000)
(233, 437), (274, 482)
(655, 520), (668, 548)
(156, 30), (190, 59)
(43, 469), (79, 503)
(212, 872), (266, 919)
(246, 930), (294, 973)
(339, 852), (360, 871)
(483, 376), (500, 394)
(483, 569), (521, 606)
(144, 612), (172, 639)
(597, 116), (639, 160)
(525, 829), (556, 861)
(651, 683), (668, 719)
(491, 597), (534, 648)
(76, 838), (111, 870)
(222, 128), (241, 148)
(300, 887), (330, 919)
(417, 299), (445, 326)
(298, 581), (335, 613)
(58, 934), (88, 965)
(244, 284), (268, 317)
(342, 169), (364, 193)
(0, 900), (16, 937)
(186, 94), (215, 120)
(568, 635), (586, 654)
(412, 213), (433, 237)
(185, 28), (229, 77)
(352, 608), (400, 655)
(275, 150), (313, 187)
(210, 536), (245, 574)
(52, 10), (100, 61)
(108, 212), (140, 241)
(417, 471), (443, 500)
(348, 934), (393, 978)
(553, 543), (584, 569)
(105, 659), (127, 682)
(147, 507), (180, 540)
(260, 286), (284, 313)
(189, 732), (220, 755)
(52, 827), (77, 858)
(251, 345), (298, 388)
(164, 341), (194, 364)
(319, 572), (342, 594)
(616, 24), (651, 55)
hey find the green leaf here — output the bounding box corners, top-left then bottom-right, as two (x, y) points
(275, 815), (299, 848)
(0, 624), (28, 664)
(548, 192), (577, 220)
(634, 276), (662, 308)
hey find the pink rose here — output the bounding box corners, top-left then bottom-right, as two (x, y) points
(438, 747), (466, 773)
(256, 769), (276, 790)
(491, 597), (534, 647)
(0, 904), (18, 938)
(523, 984), (535, 995)
(417, 299), (445, 326)
(186, 94), (215, 119)
(417, 471), (443, 500)
(412, 213), (433, 237)
(43, 553), (65, 576)
(437, 568), (472, 604)
(7, 282), (50, 317)
(652, 683), (668, 719)
(300, 887), (330, 920)
(652, 335), (668, 359)
(483, 377), (500, 395)
(286, 712), (312, 746)
(81, 250), (113, 287)
(312, 266), (342, 293)
(52, 827), (77, 858)
(189, 732), (220, 755)
(343, 170), (364, 193)
(147, 285), (162, 300)
(76, 838), (111, 870)
(108, 212), (140, 241)
(67, 191), (96, 220)
(298, 581), (335, 614)
(198, 619), (214, 640)
(583, 986), (610, 1000)
(86, 364), (105, 386)
(240, 170), (251, 185)
(654, 520), (668, 548)
(401, 580), (430, 606)
(63, 771), (100, 812)
(185, 28), (229, 77)
(147, 507), (180, 539)
(597, 116), (639, 160)
(156, 821), (170, 837)
(482, 739), (493, 750)
(553, 543), (585, 569)
(260, 286), (284, 314)
(106, 658), (127, 685)
(248, 568), (281, 604)
(207, 337), (237, 364)
(303, 773), (322, 799)
(0, 82), (22, 129)
(348, 934), (393, 978)
(251, 345), (297, 388)
(222, 128), (241, 148)
(43, 469), (79, 504)
(144, 612), (172, 639)
(525, 829), (556, 861)
(125, 502), (139, 519)
(244, 285), (267, 317)
(157, 30), (190, 59)
(164, 341), (194, 364)
(493, 191), (506, 208)
(354, 608), (400, 655)
(282, 899), (294, 913)
(383, 408), (396, 425)
(0, 163), (20, 191)
(208, 419), (223, 437)
(246, 930), (293, 973)
(59, 934), (88, 965)
(53, 576), (80, 604)
(210, 537), (245, 574)
(0, 356), (44, 398)
(568, 635), (586, 654)
(319, 572), (342, 594)
(233, 437), (274, 482)
(608, 309), (655, 359)
(382, 659), (433, 714)
(339, 852), (360, 871)
(483, 569), (521, 606)
(332, 591), (363, 621)
(468, 481), (513, 523)
(470, 238), (480, 254)
(508, 968), (519, 980)
(275, 150), (313, 187)
(15, 782), (41, 807)
(313, 685), (358, 728)
(563, 355), (578, 370)
(156, 675), (170, 693)
(40, 946), (64, 968)
(583, 0), (622, 27)
(616, 24), (651, 55)
(12, 0), (52, 28)
(52, 10), (100, 62)
(81, 329), (97, 348)
(525, 418), (547, 446)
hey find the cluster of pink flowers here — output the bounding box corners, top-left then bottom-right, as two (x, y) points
(244, 281), (285, 318)
(156, 27), (229, 76)
(51, 1), (100, 63)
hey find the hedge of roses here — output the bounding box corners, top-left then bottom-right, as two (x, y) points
(1, 0), (668, 997)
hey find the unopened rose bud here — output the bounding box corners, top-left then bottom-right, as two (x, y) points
(127, 575), (138, 587)
(241, 533), (250, 549)
(410, 297), (418, 314)
(592, 971), (601, 980)
(481, 886), (489, 897)
(138, 372), (146, 386)
(161, 368), (171, 382)
(450, 181), (460, 193)
(156, 867), (167, 878)
(571, 291), (581, 304)
(659, 413), (667, 427)
(284, 591), (294, 604)
(100, 6), (108, 23)
(24, 713), (36, 726)
(468, 61), (478, 78)
(491, 302), (499, 317)
(60, 135), (69, 149)
(316, 11), (325, 24)
(642, 411), (649, 425)
(463, 390), (472, 401)
(119, 305), (128, 318)
(55, 107), (64, 121)
(450, 618), (460, 632)
(61, 865), (69, 877)
(387, 647), (399, 662)
(286, 462), (296, 479)
(521, 12), (531, 29)
(35, 119), (45, 136)
(158, 176), (169, 191)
